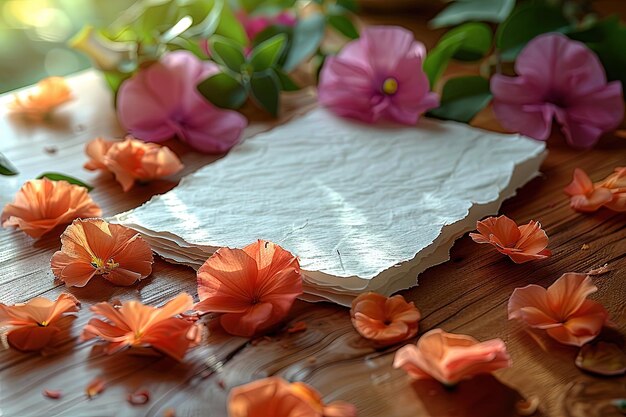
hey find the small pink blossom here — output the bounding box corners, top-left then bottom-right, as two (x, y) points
(491, 33), (624, 149)
(117, 51), (247, 154)
(318, 26), (439, 125)
(236, 10), (297, 42)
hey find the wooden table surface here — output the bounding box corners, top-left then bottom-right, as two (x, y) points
(1, 7), (625, 417)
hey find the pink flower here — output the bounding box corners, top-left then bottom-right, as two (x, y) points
(491, 33), (624, 149)
(318, 26), (439, 125)
(393, 329), (511, 386)
(117, 51), (247, 154)
(508, 273), (609, 346)
(236, 10), (297, 42)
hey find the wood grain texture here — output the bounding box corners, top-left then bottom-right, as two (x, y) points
(1, 7), (625, 417)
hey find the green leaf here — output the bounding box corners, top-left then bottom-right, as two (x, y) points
(138, 0), (175, 38)
(210, 36), (246, 72)
(337, 0), (358, 13)
(168, 35), (206, 58)
(327, 14), (359, 39)
(239, 0), (296, 13)
(250, 71), (281, 116)
(430, 0), (515, 28)
(251, 25), (294, 67)
(103, 70), (133, 98)
(568, 16), (626, 88)
(249, 34), (287, 72)
(424, 22), (493, 87)
(274, 69), (300, 91)
(283, 12), (326, 71)
(37, 173), (94, 191)
(496, 2), (570, 61)
(428, 76), (492, 123)
(184, 0), (224, 38)
(0, 153), (18, 176)
(197, 72), (248, 109)
(213, 2), (248, 45)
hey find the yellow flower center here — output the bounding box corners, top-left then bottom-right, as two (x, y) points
(91, 257), (119, 274)
(38, 321), (48, 327)
(382, 78), (398, 95)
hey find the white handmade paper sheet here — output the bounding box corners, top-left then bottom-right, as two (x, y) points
(114, 108), (546, 305)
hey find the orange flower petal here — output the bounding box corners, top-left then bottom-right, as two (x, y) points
(0, 294), (79, 352)
(350, 292), (420, 346)
(86, 378), (106, 399)
(564, 168), (594, 197)
(9, 76), (72, 120)
(565, 168), (620, 212)
(569, 188), (614, 212)
(508, 273), (609, 346)
(196, 240), (302, 337)
(228, 377), (356, 417)
(473, 215), (520, 247)
(545, 273), (596, 318)
(393, 329), (511, 385)
(598, 167), (626, 212)
(84, 137), (183, 192)
(81, 293), (196, 361)
(1, 179), (101, 238)
(470, 215), (550, 263)
(287, 321), (307, 333)
(51, 219), (153, 287)
(43, 389), (63, 399)
(84, 137), (115, 171)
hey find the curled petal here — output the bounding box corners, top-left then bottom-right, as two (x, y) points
(81, 294), (196, 361)
(393, 329), (510, 385)
(508, 273), (609, 346)
(350, 292), (420, 346)
(196, 240), (301, 337)
(9, 76), (72, 120)
(2, 179), (101, 238)
(470, 216), (550, 263)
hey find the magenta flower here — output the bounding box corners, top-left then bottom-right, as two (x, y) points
(491, 33), (624, 149)
(236, 10), (296, 42)
(318, 26), (439, 125)
(117, 51), (247, 154)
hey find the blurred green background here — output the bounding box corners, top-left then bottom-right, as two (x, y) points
(0, 0), (136, 93)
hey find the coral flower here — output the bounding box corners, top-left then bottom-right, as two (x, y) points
(508, 272), (609, 346)
(350, 292), (420, 346)
(9, 76), (72, 121)
(195, 240), (302, 337)
(318, 26), (439, 125)
(51, 219), (153, 287)
(564, 168), (614, 212)
(0, 293), (80, 352)
(491, 33), (624, 149)
(595, 167), (626, 212)
(237, 10), (296, 42)
(393, 329), (511, 386)
(84, 137), (184, 192)
(469, 215), (551, 263)
(228, 377), (357, 417)
(1, 178), (102, 238)
(81, 293), (199, 361)
(117, 50), (247, 154)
